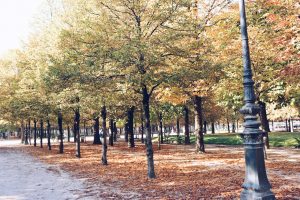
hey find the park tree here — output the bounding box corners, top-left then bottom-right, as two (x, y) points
(92, 0), (205, 178)
(0, 52), (23, 139)
(159, 0), (230, 153)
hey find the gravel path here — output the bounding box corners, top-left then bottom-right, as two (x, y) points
(0, 146), (94, 200)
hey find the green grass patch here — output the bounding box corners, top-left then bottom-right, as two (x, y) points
(161, 132), (300, 147)
(268, 132), (300, 147)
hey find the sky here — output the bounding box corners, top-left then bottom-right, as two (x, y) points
(0, 0), (44, 56)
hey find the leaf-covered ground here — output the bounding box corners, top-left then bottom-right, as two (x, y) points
(17, 140), (300, 199)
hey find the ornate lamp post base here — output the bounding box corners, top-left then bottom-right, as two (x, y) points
(239, 105), (275, 199)
(240, 135), (275, 200)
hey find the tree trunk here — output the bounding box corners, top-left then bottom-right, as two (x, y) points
(34, 119), (37, 147)
(257, 101), (270, 149)
(211, 122), (215, 134)
(227, 118), (230, 133)
(40, 119), (43, 148)
(93, 117), (102, 144)
(113, 122), (117, 142)
(24, 121), (28, 145)
(176, 117), (180, 144)
(101, 106), (108, 165)
(21, 120), (25, 144)
(47, 119), (51, 150)
(142, 87), (155, 178)
(25, 123), (28, 145)
(25, 123), (29, 145)
(58, 111), (64, 153)
(194, 96), (205, 153)
(232, 121), (236, 133)
(285, 119), (289, 132)
(109, 119), (114, 146)
(158, 113), (163, 150)
(258, 101), (271, 132)
(128, 107), (135, 148)
(183, 106), (190, 145)
(67, 125), (70, 142)
(203, 121), (207, 134)
(159, 113), (163, 145)
(263, 131), (270, 149)
(141, 111), (144, 143)
(74, 106), (80, 158)
(291, 119), (294, 132)
(28, 119), (31, 145)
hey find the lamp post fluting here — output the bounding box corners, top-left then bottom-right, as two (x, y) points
(238, 0), (275, 199)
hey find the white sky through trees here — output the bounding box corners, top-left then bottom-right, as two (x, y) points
(0, 0), (44, 56)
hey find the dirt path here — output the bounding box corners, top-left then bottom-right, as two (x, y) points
(0, 147), (94, 200)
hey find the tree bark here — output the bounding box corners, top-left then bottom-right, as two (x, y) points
(113, 121), (117, 142)
(101, 106), (108, 165)
(258, 101), (271, 132)
(21, 120), (25, 144)
(158, 113), (163, 150)
(232, 121), (236, 133)
(194, 96), (205, 153)
(74, 106), (80, 158)
(183, 106), (190, 145)
(47, 119), (51, 150)
(25, 123), (29, 145)
(67, 125), (70, 142)
(203, 121), (207, 134)
(93, 117), (102, 144)
(40, 119), (43, 148)
(109, 119), (114, 146)
(124, 122), (129, 142)
(142, 87), (155, 178)
(288, 119), (291, 132)
(58, 111), (64, 153)
(159, 113), (163, 144)
(34, 119), (37, 147)
(227, 118), (230, 133)
(258, 101), (270, 149)
(28, 119), (31, 145)
(211, 122), (215, 134)
(128, 107), (135, 148)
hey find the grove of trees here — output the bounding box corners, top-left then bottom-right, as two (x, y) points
(0, 0), (299, 178)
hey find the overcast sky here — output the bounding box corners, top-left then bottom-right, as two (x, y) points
(0, 0), (44, 56)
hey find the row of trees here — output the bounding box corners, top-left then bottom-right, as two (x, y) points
(0, 0), (298, 178)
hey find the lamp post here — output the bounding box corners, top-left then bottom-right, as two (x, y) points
(238, 0), (275, 199)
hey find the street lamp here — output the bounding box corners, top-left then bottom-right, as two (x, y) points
(238, 0), (275, 199)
